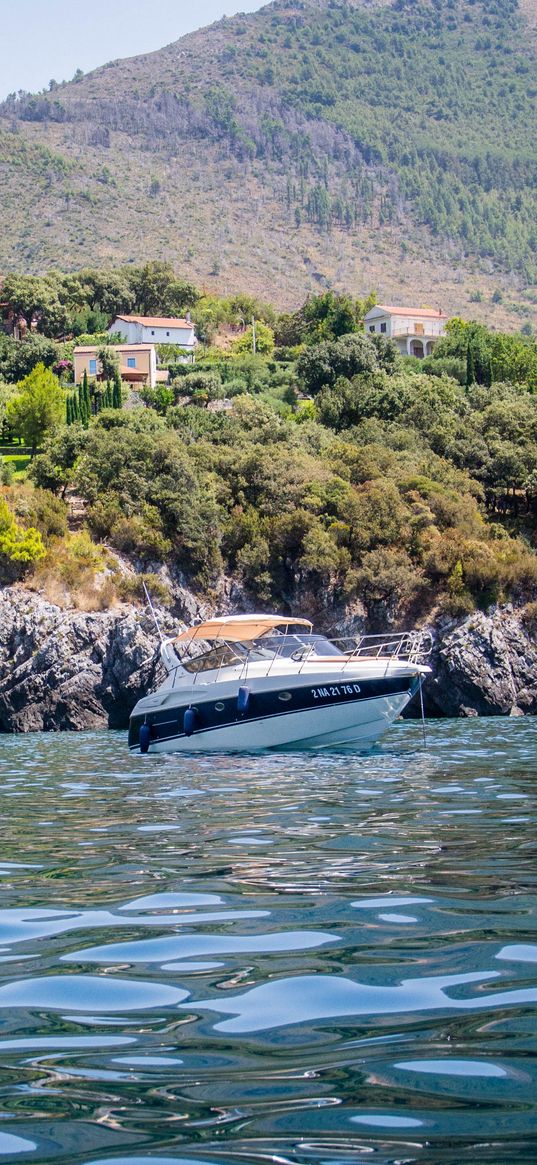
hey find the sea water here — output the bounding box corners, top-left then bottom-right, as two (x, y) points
(0, 719), (536, 1165)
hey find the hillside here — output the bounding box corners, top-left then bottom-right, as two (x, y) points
(1, 0), (536, 322)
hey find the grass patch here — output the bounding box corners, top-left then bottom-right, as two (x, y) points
(2, 454), (31, 481)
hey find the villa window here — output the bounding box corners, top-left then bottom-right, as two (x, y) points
(127, 357), (136, 368)
(89, 359), (97, 374)
(380, 322), (387, 333)
(369, 325), (375, 333)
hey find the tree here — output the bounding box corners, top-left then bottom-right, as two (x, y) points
(297, 333), (378, 395)
(1, 274), (69, 338)
(6, 364), (65, 454)
(30, 424), (87, 496)
(0, 382), (15, 435)
(232, 322), (275, 357)
(0, 498), (46, 581)
(97, 346), (120, 381)
(129, 261), (199, 316)
(112, 369), (123, 409)
(73, 268), (135, 317)
(0, 334), (60, 383)
(77, 369), (91, 426)
(301, 291), (358, 340)
(466, 343), (476, 388)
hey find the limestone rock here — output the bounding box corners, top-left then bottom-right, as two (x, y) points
(423, 607), (537, 718)
(0, 588), (181, 733)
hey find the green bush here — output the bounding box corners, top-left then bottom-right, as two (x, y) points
(0, 498), (45, 581)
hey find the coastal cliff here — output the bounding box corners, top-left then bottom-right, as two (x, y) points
(0, 587), (536, 732)
(0, 586), (196, 732)
(424, 607), (537, 719)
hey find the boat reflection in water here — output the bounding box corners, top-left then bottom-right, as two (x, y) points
(129, 614), (432, 754)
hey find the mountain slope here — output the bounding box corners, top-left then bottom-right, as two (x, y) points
(1, 0), (536, 320)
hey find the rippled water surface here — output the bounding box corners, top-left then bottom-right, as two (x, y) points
(0, 720), (536, 1165)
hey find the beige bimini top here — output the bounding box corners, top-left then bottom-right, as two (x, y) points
(174, 614), (312, 644)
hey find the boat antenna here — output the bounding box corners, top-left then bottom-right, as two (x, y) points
(143, 580), (164, 645)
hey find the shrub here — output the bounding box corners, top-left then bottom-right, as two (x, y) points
(116, 572), (171, 606)
(12, 486), (68, 542)
(355, 547), (424, 623)
(0, 498), (46, 581)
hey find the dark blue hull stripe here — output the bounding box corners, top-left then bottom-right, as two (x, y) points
(128, 676), (419, 750)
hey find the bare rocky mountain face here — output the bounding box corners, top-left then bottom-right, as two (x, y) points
(0, 588), (535, 732)
(0, 0), (535, 323)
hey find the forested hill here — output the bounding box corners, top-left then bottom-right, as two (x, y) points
(1, 0), (536, 320)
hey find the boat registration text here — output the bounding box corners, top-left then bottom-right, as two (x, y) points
(311, 684), (361, 699)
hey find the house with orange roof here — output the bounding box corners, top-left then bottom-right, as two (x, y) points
(109, 313), (197, 354)
(73, 343), (158, 387)
(364, 305), (449, 358)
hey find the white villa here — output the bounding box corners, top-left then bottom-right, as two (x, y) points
(364, 305), (449, 357)
(109, 314), (197, 355)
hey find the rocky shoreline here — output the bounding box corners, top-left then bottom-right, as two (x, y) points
(0, 586), (536, 732)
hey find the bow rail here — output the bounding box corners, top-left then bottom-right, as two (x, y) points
(339, 629), (433, 664)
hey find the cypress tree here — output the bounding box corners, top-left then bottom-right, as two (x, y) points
(112, 369), (122, 409)
(66, 396), (72, 425)
(83, 370), (91, 420)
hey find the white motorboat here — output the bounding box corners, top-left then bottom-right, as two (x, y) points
(128, 614), (432, 754)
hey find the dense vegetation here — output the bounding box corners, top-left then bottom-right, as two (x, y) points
(1, 265), (537, 627)
(0, 0), (535, 304)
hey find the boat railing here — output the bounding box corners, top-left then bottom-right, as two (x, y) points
(240, 629), (433, 673)
(337, 630), (433, 664)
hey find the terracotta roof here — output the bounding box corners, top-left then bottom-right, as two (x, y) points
(368, 305), (448, 319)
(114, 315), (194, 329)
(74, 344), (154, 353)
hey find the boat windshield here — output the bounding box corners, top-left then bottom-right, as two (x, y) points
(182, 643), (245, 674)
(180, 632), (344, 673)
(246, 633), (344, 660)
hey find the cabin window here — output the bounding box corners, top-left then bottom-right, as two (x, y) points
(380, 322), (387, 333)
(214, 701), (225, 712)
(89, 359), (97, 374)
(278, 691), (293, 702)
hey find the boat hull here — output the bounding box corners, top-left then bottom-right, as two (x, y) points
(128, 673), (422, 754)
